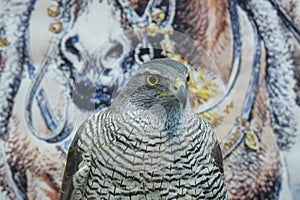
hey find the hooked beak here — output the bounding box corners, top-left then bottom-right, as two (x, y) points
(171, 78), (187, 109)
(156, 78), (188, 109)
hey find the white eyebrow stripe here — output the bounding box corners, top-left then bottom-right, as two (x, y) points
(135, 68), (163, 76)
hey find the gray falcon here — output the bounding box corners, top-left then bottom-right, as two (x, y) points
(60, 58), (228, 199)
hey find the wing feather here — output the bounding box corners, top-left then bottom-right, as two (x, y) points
(60, 121), (90, 200)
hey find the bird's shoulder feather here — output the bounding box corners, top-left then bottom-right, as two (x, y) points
(60, 110), (109, 200)
(196, 117), (224, 174)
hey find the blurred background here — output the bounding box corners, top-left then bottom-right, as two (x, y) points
(0, 0), (300, 199)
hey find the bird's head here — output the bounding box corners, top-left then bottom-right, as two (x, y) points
(113, 58), (191, 111)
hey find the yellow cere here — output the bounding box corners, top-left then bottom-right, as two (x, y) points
(174, 78), (185, 91)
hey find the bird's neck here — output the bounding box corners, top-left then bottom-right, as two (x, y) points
(163, 104), (184, 137)
(116, 102), (191, 135)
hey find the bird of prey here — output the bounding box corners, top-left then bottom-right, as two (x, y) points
(60, 58), (228, 199)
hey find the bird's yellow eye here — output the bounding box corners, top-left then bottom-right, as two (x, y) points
(187, 73), (191, 84)
(146, 74), (159, 86)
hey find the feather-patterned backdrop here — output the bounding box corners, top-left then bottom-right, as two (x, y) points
(0, 0), (299, 199)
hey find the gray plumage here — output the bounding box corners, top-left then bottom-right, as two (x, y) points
(60, 59), (228, 199)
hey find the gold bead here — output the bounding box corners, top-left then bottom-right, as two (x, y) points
(47, 3), (60, 18)
(151, 8), (165, 23)
(0, 38), (9, 47)
(245, 130), (259, 150)
(49, 21), (62, 33)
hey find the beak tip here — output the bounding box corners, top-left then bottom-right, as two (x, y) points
(175, 85), (187, 109)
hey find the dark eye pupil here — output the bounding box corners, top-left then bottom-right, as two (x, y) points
(149, 76), (157, 84)
(187, 74), (190, 82)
